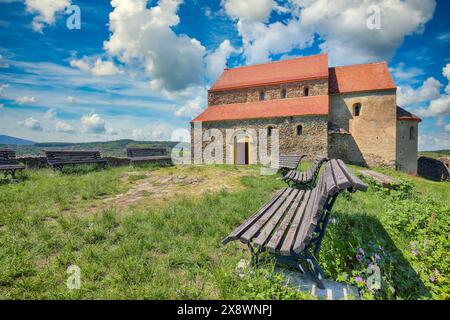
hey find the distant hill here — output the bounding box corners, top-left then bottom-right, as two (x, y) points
(420, 150), (450, 159)
(2, 139), (178, 157)
(0, 134), (35, 145)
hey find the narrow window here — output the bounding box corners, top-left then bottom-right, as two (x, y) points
(409, 126), (414, 140)
(281, 89), (287, 99)
(304, 87), (309, 96)
(267, 126), (273, 137)
(296, 125), (303, 136)
(353, 103), (361, 117)
(259, 91), (265, 101)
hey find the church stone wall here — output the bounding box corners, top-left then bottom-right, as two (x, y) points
(208, 78), (328, 106)
(191, 115), (328, 165)
(328, 90), (397, 168)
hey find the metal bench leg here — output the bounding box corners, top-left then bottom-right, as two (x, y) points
(298, 255), (326, 290)
(11, 169), (19, 183)
(248, 243), (262, 266)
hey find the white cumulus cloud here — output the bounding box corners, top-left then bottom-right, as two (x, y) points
(67, 96), (76, 104)
(415, 63), (450, 118)
(397, 77), (442, 107)
(0, 84), (9, 96)
(80, 113), (106, 134)
(223, 0), (275, 23)
(223, 0), (436, 65)
(18, 117), (43, 131)
(445, 124), (450, 133)
(205, 39), (241, 82)
(56, 121), (74, 133)
(443, 63), (450, 95)
(103, 0), (206, 91)
(70, 57), (122, 76)
(15, 96), (36, 104)
(25, 0), (71, 33)
(296, 0), (436, 66)
(419, 132), (450, 151)
(44, 108), (57, 119)
(174, 94), (205, 118)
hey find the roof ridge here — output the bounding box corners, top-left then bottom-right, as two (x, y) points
(331, 61), (388, 69)
(225, 53), (329, 71)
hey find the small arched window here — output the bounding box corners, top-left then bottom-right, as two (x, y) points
(409, 126), (414, 140)
(296, 125), (303, 136)
(281, 89), (287, 99)
(267, 126), (274, 137)
(304, 87), (309, 96)
(259, 91), (265, 101)
(353, 103), (361, 117)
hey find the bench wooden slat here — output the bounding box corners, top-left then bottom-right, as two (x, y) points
(45, 150), (106, 169)
(293, 188), (327, 254)
(291, 187), (318, 253)
(253, 189), (300, 248)
(279, 190), (311, 256)
(221, 189), (285, 245)
(277, 154), (304, 170)
(282, 155), (327, 186)
(300, 177), (328, 251)
(0, 164), (25, 170)
(266, 190), (305, 253)
(324, 161), (339, 195)
(240, 188), (294, 243)
(129, 156), (171, 161)
(330, 159), (352, 190)
(127, 147), (168, 158)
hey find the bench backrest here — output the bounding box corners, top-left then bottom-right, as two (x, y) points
(293, 159), (367, 253)
(0, 149), (19, 165)
(45, 150), (103, 164)
(126, 147), (168, 158)
(278, 154), (304, 170)
(306, 155), (328, 176)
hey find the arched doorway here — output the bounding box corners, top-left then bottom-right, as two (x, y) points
(233, 134), (252, 165)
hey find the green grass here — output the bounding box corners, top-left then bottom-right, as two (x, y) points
(0, 163), (448, 299)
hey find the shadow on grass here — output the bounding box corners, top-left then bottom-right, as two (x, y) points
(0, 178), (13, 185)
(0, 171), (29, 185)
(323, 211), (431, 299)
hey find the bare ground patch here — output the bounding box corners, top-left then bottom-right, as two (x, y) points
(97, 165), (257, 212)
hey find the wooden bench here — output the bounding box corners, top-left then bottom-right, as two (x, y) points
(360, 170), (401, 189)
(45, 150), (107, 170)
(283, 155), (328, 187)
(277, 154), (305, 174)
(0, 149), (25, 180)
(126, 147), (171, 164)
(222, 159), (367, 288)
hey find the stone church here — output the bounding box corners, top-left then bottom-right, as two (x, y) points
(191, 53), (421, 174)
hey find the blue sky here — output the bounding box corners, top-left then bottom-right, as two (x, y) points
(0, 0), (449, 150)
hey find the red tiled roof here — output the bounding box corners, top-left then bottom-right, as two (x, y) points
(329, 62), (396, 94)
(191, 96), (329, 123)
(210, 54), (329, 92)
(397, 106), (421, 122)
